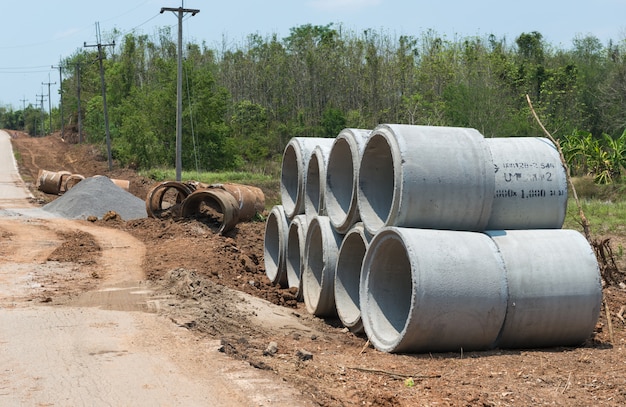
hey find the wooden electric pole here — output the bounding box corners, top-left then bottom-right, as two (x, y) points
(84, 22), (115, 170)
(160, 6), (200, 182)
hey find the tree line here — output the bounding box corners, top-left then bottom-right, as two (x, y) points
(1, 24), (625, 180)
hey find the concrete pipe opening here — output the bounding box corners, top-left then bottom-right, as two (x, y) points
(325, 129), (371, 233)
(487, 229), (602, 349)
(361, 227), (507, 353)
(264, 205), (289, 287)
(358, 124), (493, 235)
(304, 144), (332, 220)
(486, 137), (568, 229)
(280, 137), (334, 219)
(146, 181), (194, 218)
(334, 223), (371, 334)
(180, 188), (240, 235)
(286, 215), (308, 298)
(303, 216), (343, 317)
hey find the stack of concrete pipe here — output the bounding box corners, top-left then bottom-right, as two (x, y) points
(264, 124), (602, 353)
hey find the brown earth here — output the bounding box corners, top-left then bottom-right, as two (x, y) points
(8, 131), (626, 406)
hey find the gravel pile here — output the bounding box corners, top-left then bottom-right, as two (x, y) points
(43, 176), (147, 220)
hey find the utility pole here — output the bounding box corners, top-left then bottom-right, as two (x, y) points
(36, 93), (46, 137)
(20, 97), (28, 134)
(160, 5), (200, 182)
(75, 63), (83, 143)
(52, 61), (64, 137)
(84, 22), (115, 170)
(42, 74), (56, 135)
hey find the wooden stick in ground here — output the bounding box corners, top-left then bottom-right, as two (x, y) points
(604, 297), (615, 344)
(525, 94), (591, 240)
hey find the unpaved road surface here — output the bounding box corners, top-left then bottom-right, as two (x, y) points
(0, 130), (310, 406)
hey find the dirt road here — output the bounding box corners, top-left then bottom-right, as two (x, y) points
(0, 130), (311, 406)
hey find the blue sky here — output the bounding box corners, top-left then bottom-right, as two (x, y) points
(1, 0), (625, 110)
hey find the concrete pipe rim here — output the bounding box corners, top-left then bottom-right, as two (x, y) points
(303, 216), (339, 317)
(179, 188), (240, 234)
(358, 127), (400, 235)
(286, 214), (307, 296)
(263, 205), (289, 286)
(145, 181), (193, 218)
(326, 136), (359, 233)
(334, 223), (369, 333)
(360, 228), (413, 351)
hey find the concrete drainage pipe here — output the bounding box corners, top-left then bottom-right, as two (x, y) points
(209, 183), (265, 221)
(302, 216), (343, 317)
(286, 215), (308, 299)
(360, 227), (508, 353)
(334, 222), (372, 334)
(304, 143), (333, 220)
(358, 124), (493, 235)
(485, 137), (568, 229)
(281, 137), (335, 220)
(487, 229), (602, 349)
(145, 181), (194, 218)
(179, 188), (240, 235)
(63, 174), (85, 191)
(264, 205), (289, 287)
(325, 128), (371, 234)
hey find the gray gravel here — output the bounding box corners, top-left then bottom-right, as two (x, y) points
(43, 176), (147, 220)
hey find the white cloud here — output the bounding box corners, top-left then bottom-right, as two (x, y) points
(308, 0), (382, 12)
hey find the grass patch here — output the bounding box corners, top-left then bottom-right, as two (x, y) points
(564, 179), (626, 237)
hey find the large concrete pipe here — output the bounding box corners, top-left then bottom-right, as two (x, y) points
(360, 227), (508, 353)
(286, 214), (308, 300)
(334, 223), (371, 334)
(264, 205), (289, 287)
(280, 137), (335, 219)
(485, 137), (568, 229)
(63, 174), (85, 191)
(358, 124), (494, 235)
(302, 216), (343, 317)
(180, 188), (240, 234)
(325, 129), (371, 234)
(304, 143), (332, 220)
(145, 181), (194, 218)
(486, 229), (602, 349)
(37, 169), (71, 195)
(209, 183), (265, 221)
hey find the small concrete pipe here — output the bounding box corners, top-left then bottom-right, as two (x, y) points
(286, 214), (308, 299)
(146, 181), (194, 218)
(209, 183), (265, 221)
(360, 227), (508, 353)
(302, 216), (343, 317)
(180, 188), (240, 234)
(264, 205), (289, 287)
(281, 137), (335, 219)
(325, 128), (371, 234)
(304, 143), (333, 220)
(358, 124), (494, 235)
(485, 137), (568, 229)
(334, 222), (372, 334)
(486, 229), (602, 349)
